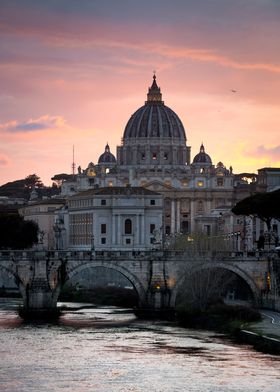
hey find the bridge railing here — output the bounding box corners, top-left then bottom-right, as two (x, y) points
(0, 249), (279, 262)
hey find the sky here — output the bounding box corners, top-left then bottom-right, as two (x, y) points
(0, 0), (280, 186)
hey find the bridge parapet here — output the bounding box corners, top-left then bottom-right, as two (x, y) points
(1, 249), (279, 263)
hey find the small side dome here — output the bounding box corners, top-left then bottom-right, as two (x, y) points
(98, 144), (116, 164)
(193, 144), (212, 164)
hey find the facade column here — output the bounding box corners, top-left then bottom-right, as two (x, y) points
(176, 199), (181, 232)
(206, 199), (211, 214)
(141, 214), (145, 245)
(112, 214), (115, 245)
(136, 214), (140, 245)
(190, 199), (195, 233)
(117, 214), (121, 245)
(171, 200), (176, 234)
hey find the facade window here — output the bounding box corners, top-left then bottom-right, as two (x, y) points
(197, 200), (204, 213)
(141, 153), (146, 160)
(204, 225), (211, 236)
(101, 237), (106, 244)
(217, 178), (224, 187)
(108, 181), (113, 187)
(124, 219), (132, 234)
(150, 224), (155, 234)
(126, 238), (131, 244)
(150, 238), (155, 244)
(182, 221), (189, 233)
(181, 179), (188, 187)
(101, 199), (106, 205)
(200, 168), (205, 174)
(165, 226), (171, 235)
(164, 153), (168, 160)
(152, 152), (157, 160)
(150, 199), (155, 205)
(197, 180), (204, 187)
(101, 224), (106, 234)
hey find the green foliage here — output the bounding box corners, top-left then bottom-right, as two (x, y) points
(0, 213), (38, 249)
(176, 303), (261, 332)
(24, 174), (43, 189)
(0, 174), (60, 199)
(232, 189), (280, 231)
(176, 267), (234, 312)
(167, 231), (231, 252)
(208, 304), (261, 322)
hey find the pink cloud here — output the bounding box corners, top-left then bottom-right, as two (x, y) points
(255, 145), (280, 159)
(0, 115), (66, 133)
(0, 154), (9, 166)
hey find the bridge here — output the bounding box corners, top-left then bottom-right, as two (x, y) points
(0, 249), (280, 316)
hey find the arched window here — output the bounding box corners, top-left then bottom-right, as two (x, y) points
(124, 219), (132, 234)
(197, 200), (204, 213)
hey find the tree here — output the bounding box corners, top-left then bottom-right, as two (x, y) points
(24, 174), (43, 189)
(176, 267), (235, 312)
(0, 213), (39, 249)
(232, 189), (280, 231)
(166, 231), (232, 252)
(51, 173), (73, 187)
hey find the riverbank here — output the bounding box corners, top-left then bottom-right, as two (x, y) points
(176, 304), (280, 355)
(237, 310), (280, 354)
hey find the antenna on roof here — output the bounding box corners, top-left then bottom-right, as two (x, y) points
(72, 145), (76, 176)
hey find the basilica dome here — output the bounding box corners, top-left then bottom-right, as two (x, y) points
(98, 144), (116, 164)
(123, 75), (186, 141)
(193, 144), (212, 164)
(117, 75), (190, 167)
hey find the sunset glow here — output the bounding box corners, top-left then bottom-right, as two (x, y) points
(1, 0), (280, 185)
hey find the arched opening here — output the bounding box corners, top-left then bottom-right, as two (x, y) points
(58, 263), (146, 309)
(173, 266), (258, 311)
(0, 267), (20, 298)
(124, 219), (132, 235)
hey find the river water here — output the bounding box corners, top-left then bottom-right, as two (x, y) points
(0, 299), (280, 392)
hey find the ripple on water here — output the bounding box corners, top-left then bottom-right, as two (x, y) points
(0, 301), (280, 392)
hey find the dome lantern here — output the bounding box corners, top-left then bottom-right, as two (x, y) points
(146, 74), (163, 103)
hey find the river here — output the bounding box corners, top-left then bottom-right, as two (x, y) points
(0, 298), (279, 392)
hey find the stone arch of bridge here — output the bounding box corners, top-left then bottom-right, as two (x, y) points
(0, 263), (17, 283)
(170, 262), (261, 308)
(61, 261), (147, 306)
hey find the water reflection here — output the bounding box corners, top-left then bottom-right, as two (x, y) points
(0, 298), (280, 392)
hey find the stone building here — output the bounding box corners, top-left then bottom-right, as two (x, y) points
(20, 76), (280, 251)
(67, 186), (163, 251)
(59, 75), (239, 238)
(19, 198), (66, 249)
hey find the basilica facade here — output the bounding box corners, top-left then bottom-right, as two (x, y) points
(60, 75), (240, 245)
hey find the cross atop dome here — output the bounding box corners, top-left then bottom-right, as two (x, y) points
(146, 73), (163, 103)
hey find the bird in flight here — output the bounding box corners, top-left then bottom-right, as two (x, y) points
(231, 89), (237, 93)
